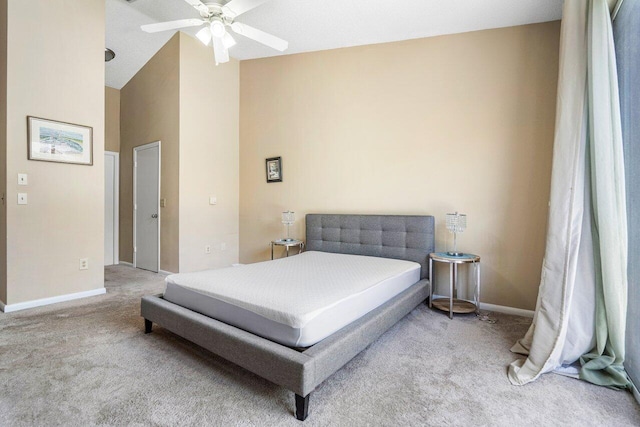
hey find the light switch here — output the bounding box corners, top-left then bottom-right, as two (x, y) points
(209, 196), (217, 205)
(18, 174), (28, 185)
(17, 193), (27, 205)
(160, 198), (166, 208)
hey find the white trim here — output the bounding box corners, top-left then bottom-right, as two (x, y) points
(0, 288), (107, 313)
(479, 301), (534, 318)
(431, 294), (534, 318)
(133, 141), (161, 273)
(105, 151), (120, 265)
(118, 262), (171, 275)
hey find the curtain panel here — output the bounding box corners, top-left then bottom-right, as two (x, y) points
(509, 0), (630, 389)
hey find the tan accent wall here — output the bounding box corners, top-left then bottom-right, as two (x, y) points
(120, 34), (180, 273)
(4, 0), (105, 304)
(178, 34), (239, 273)
(239, 22), (560, 311)
(0, 0), (7, 305)
(105, 87), (120, 153)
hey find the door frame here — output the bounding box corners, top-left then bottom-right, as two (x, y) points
(133, 141), (161, 272)
(105, 151), (119, 265)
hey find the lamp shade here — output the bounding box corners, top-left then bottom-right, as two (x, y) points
(281, 211), (295, 241)
(446, 212), (467, 233)
(446, 211), (467, 256)
(282, 211), (295, 225)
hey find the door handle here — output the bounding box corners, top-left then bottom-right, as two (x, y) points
(151, 214), (158, 219)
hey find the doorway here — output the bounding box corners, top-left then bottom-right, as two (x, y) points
(104, 151), (119, 266)
(134, 141), (160, 273)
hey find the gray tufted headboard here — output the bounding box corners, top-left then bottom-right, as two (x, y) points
(305, 214), (435, 279)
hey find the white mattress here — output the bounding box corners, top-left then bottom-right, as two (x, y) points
(163, 251), (421, 347)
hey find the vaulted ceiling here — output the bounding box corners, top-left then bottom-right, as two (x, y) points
(105, 0), (563, 89)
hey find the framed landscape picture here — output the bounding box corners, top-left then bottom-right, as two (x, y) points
(27, 116), (93, 165)
(266, 156), (282, 183)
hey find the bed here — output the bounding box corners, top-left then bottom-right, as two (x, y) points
(141, 214), (435, 420)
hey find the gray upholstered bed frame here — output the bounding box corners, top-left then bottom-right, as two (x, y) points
(141, 214), (435, 420)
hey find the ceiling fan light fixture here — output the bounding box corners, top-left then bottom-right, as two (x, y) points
(212, 36), (230, 65)
(222, 32), (237, 49)
(210, 19), (226, 38)
(196, 26), (212, 45)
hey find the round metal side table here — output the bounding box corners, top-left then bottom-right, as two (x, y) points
(428, 252), (481, 319)
(271, 239), (304, 260)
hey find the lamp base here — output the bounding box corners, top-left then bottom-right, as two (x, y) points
(447, 251), (464, 257)
(282, 238), (294, 242)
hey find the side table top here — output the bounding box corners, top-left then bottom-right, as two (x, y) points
(430, 252), (480, 263)
(272, 239), (304, 246)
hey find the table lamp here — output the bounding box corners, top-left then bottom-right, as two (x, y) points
(282, 211), (295, 241)
(446, 211), (466, 256)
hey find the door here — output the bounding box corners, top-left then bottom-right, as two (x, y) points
(134, 142), (160, 272)
(104, 152), (119, 266)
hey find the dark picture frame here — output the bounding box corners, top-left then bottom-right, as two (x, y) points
(27, 116), (93, 165)
(266, 156), (282, 183)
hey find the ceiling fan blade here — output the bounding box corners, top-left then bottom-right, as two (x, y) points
(182, 0), (210, 15)
(141, 19), (205, 33)
(222, 0), (270, 18)
(212, 37), (230, 65)
(230, 22), (288, 51)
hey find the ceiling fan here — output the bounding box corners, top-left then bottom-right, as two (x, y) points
(141, 0), (288, 65)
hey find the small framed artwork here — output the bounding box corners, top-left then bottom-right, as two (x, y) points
(266, 156), (282, 183)
(27, 116), (93, 165)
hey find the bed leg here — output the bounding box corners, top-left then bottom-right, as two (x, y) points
(144, 319), (153, 334)
(295, 393), (309, 421)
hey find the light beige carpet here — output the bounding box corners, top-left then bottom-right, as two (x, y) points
(0, 265), (638, 426)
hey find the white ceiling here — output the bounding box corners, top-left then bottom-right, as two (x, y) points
(105, 0), (563, 89)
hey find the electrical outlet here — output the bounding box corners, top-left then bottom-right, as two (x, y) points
(220, 242), (226, 251)
(205, 245), (211, 254)
(79, 258), (89, 270)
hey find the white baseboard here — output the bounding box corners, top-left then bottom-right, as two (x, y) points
(431, 294), (534, 318)
(479, 301), (534, 318)
(118, 261), (173, 276)
(0, 288), (107, 313)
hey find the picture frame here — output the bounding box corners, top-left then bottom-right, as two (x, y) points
(266, 156), (282, 183)
(27, 116), (93, 165)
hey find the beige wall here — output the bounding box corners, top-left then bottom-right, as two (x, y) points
(120, 34), (180, 273)
(105, 86), (120, 152)
(0, 0), (6, 305)
(119, 33), (239, 273)
(239, 22), (560, 311)
(3, 0), (105, 304)
(178, 34), (239, 272)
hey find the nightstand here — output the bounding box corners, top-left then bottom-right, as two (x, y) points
(271, 239), (304, 260)
(428, 252), (481, 319)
